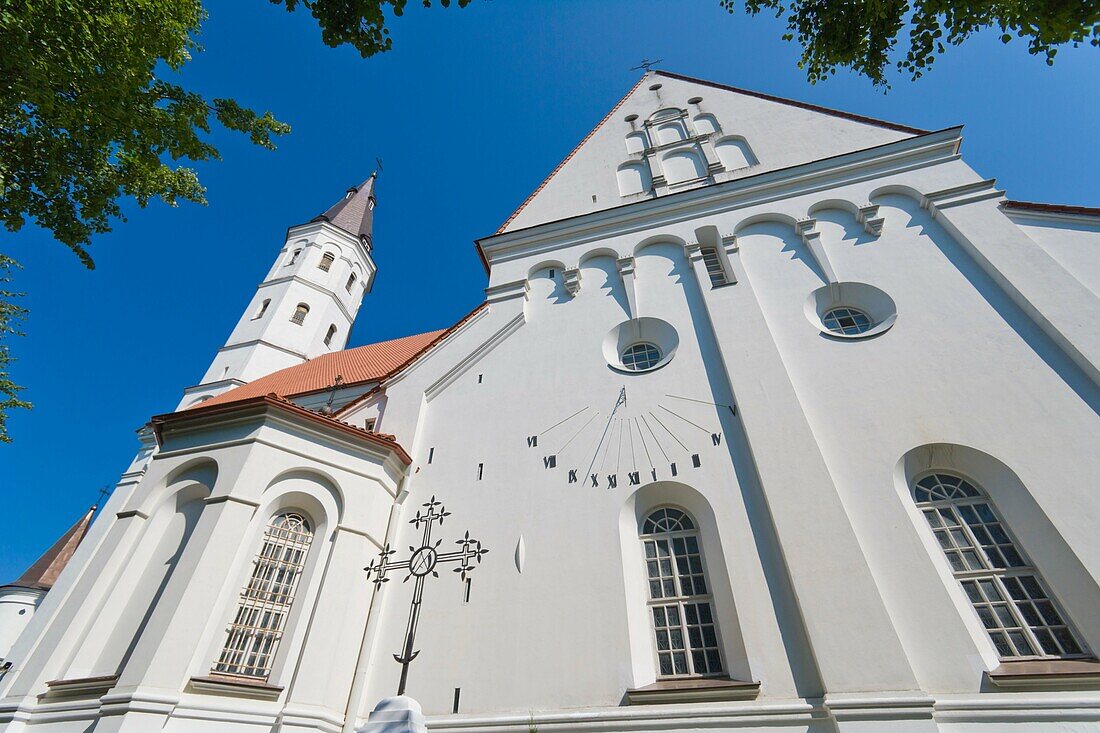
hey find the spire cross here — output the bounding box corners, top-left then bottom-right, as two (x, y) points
(365, 495), (488, 695)
(631, 58), (663, 72)
(95, 485), (112, 509)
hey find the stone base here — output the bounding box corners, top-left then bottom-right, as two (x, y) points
(358, 696), (427, 733)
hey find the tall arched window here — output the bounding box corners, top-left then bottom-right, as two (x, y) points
(290, 303), (309, 325)
(324, 324), (337, 347)
(345, 272), (358, 292)
(253, 299), (270, 319)
(640, 507), (723, 677)
(912, 473), (1087, 659)
(319, 252), (335, 272)
(287, 248), (302, 266)
(213, 513), (314, 680)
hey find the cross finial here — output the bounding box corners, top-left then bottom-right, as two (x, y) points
(375, 157), (384, 175)
(321, 374), (344, 415)
(95, 485), (112, 510)
(630, 58), (663, 73)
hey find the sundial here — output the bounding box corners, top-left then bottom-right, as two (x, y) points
(365, 496), (488, 695)
(525, 387), (735, 487)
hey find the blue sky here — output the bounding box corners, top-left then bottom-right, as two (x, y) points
(1, 0), (1097, 580)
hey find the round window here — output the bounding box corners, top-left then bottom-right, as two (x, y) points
(621, 342), (663, 371)
(822, 307), (873, 336)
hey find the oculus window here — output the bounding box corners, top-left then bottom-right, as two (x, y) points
(822, 306), (873, 336)
(621, 343), (662, 371)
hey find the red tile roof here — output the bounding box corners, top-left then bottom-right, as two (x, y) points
(157, 394), (414, 465)
(194, 303), (487, 410)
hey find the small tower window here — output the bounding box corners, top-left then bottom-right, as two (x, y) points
(621, 342), (662, 371)
(253, 299), (270, 319)
(319, 252), (335, 272)
(324, 324), (337, 347)
(822, 307), (873, 336)
(699, 248), (727, 287)
(345, 272), (358, 292)
(291, 303), (309, 325)
(287, 248), (302, 266)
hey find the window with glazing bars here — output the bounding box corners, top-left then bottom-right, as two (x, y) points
(319, 252), (335, 272)
(912, 473), (1087, 659)
(640, 507), (723, 677)
(213, 513), (313, 680)
(699, 247), (727, 287)
(290, 303), (309, 325)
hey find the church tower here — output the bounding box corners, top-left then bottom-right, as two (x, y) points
(178, 175), (379, 408)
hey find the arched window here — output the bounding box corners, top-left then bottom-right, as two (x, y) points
(287, 248), (302, 266)
(640, 507), (723, 677)
(291, 303), (309, 325)
(253, 299), (270, 319)
(912, 473), (1086, 658)
(213, 513), (314, 680)
(345, 272), (358, 292)
(318, 252), (335, 272)
(324, 324), (337, 347)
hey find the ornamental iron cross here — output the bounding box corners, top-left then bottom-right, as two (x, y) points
(365, 495), (488, 695)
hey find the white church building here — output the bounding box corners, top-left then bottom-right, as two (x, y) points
(2, 70), (1100, 733)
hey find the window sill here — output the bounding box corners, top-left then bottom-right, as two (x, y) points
(625, 677), (760, 705)
(188, 674), (284, 700)
(43, 675), (119, 699)
(986, 659), (1100, 690)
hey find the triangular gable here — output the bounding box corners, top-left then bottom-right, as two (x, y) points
(499, 70), (926, 234)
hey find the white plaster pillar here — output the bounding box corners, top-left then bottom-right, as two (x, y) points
(925, 190), (1100, 387)
(617, 257), (638, 318)
(280, 525), (377, 729)
(690, 253), (927, 700)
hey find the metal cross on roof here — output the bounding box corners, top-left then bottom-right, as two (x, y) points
(365, 495), (488, 695)
(631, 58), (663, 72)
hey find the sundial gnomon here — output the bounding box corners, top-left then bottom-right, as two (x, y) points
(365, 496), (488, 695)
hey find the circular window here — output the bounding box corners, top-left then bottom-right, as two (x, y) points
(621, 342), (663, 371)
(603, 317), (679, 373)
(805, 282), (897, 340)
(822, 307), (873, 336)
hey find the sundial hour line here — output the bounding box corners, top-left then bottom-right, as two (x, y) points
(658, 404), (713, 435)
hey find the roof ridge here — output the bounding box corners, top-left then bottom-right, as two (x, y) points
(653, 69), (928, 135)
(495, 75), (648, 234)
(1002, 200), (1100, 218)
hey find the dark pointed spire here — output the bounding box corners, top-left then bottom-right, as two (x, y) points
(6, 507), (96, 591)
(312, 173), (377, 248)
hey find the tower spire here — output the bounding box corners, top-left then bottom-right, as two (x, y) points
(177, 174), (379, 409)
(312, 173), (377, 247)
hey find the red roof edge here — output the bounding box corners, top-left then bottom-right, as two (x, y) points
(7, 507), (96, 591)
(335, 301), (488, 417)
(496, 74), (649, 235)
(1002, 200), (1100, 218)
(152, 394), (412, 465)
(654, 70), (929, 136)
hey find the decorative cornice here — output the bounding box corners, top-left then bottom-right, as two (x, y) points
(478, 127), (963, 267)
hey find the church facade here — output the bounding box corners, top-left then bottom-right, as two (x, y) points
(2, 70), (1100, 733)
